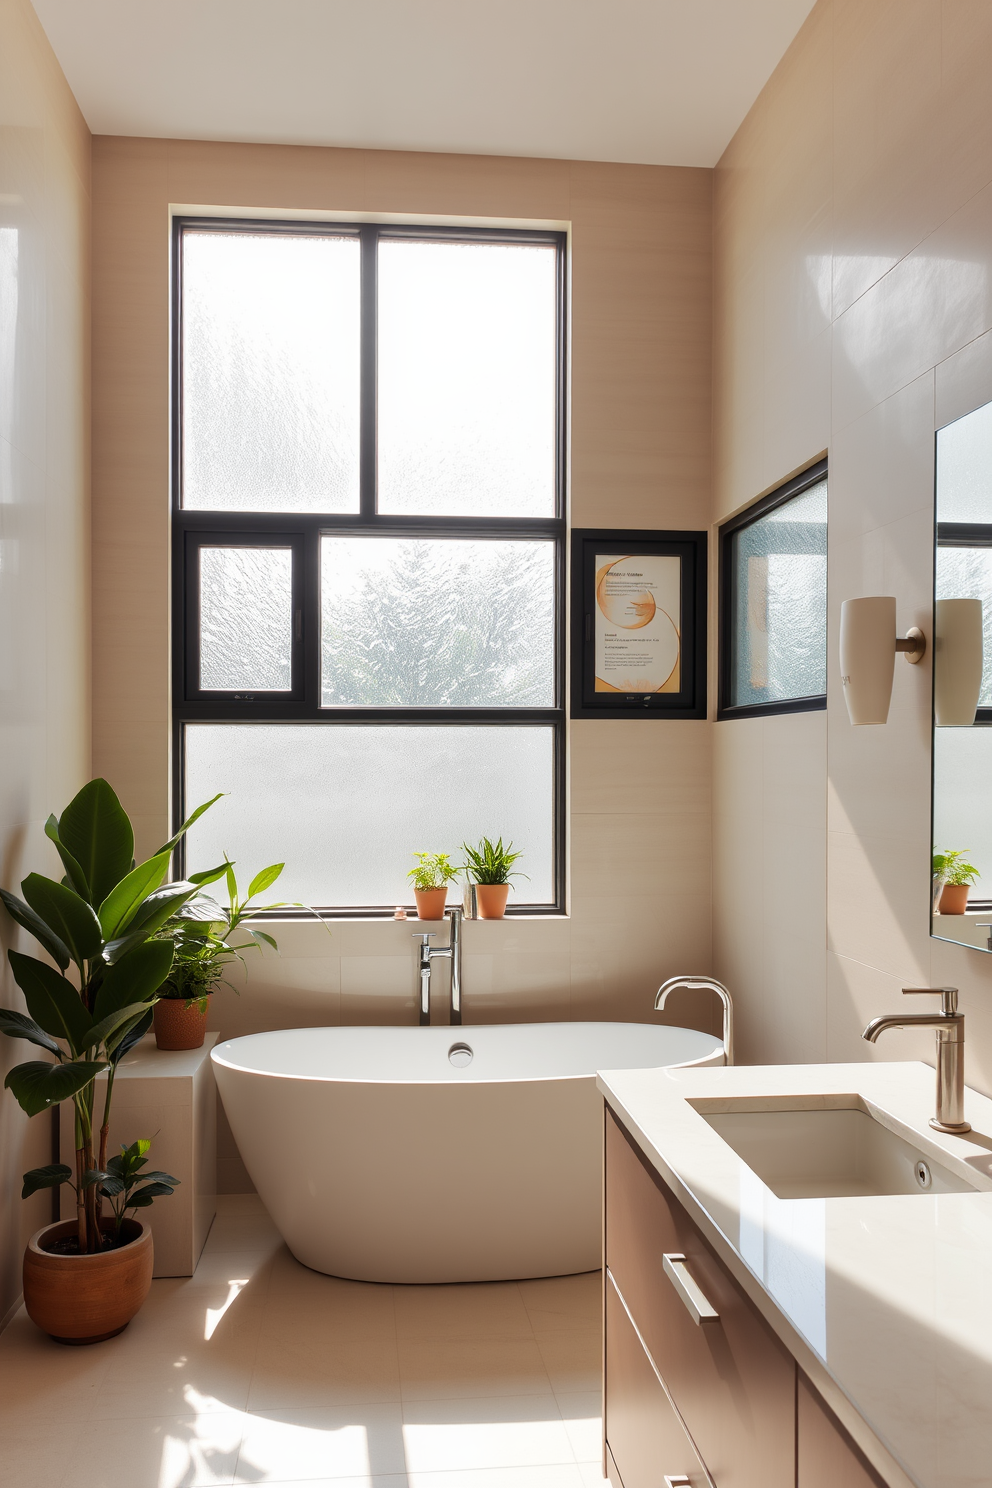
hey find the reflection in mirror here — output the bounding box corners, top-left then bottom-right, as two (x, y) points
(933, 401), (992, 952)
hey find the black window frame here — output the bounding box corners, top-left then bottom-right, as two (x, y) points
(717, 458), (828, 722)
(171, 216), (568, 916)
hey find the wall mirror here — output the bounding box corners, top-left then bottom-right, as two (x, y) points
(932, 398), (992, 951)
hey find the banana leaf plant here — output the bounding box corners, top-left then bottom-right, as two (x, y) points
(0, 779), (224, 1254)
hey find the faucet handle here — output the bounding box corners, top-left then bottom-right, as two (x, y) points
(903, 986), (959, 1016)
(412, 931), (436, 944)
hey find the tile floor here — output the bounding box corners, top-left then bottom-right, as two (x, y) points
(0, 1196), (607, 1488)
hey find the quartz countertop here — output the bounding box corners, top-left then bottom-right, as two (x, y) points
(596, 1060), (992, 1488)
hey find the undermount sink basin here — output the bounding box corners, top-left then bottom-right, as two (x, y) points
(694, 1100), (977, 1199)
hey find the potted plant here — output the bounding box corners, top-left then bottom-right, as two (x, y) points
(0, 778), (221, 1342)
(933, 849), (979, 915)
(154, 859), (287, 1050)
(23, 1139), (178, 1345)
(461, 837), (526, 919)
(407, 852), (460, 920)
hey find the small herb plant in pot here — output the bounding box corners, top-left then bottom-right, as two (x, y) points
(461, 837), (526, 919)
(155, 859), (286, 1051)
(408, 853), (460, 920)
(933, 849), (979, 915)
(0, 778), (219, 1342)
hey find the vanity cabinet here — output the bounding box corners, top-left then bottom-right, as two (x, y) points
(605, 1107), (795, 1488)
(796, 1375), (886, 1488)
(604, 1108), (889, 1488)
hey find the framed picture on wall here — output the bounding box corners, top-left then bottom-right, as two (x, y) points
(570, 529), (707, 719)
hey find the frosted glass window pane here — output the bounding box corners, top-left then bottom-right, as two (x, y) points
(321, 537), (554, 707)
(936, 401), (992, 523)
(730, 480), (827, 707)
(377, 239), (557, 517)
(934, 728), (992, 899)
(200, 547), (292, 691)
(936, 546), (992, 705)
(184, 724), (554, 907)
(182, 232), (360, 512)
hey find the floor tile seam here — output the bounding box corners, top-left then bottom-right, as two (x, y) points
(397, 1395), (565, 1420)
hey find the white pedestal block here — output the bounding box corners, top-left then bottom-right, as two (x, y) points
(61, 1033), (217, 1277)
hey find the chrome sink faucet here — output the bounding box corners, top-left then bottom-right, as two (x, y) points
(862, 987), (971, 1133)
(413, 907), (463, 1026)
(655, 976), (734, 1065)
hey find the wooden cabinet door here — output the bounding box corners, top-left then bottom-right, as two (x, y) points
(797, 1373), (888, 1488)
(606, 1108), (795, 1488)
(606, 1273), (712, 1488)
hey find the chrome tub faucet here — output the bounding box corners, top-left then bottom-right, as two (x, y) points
(413, 906), (463, 1026)
(655, 976), (734, 1066)
(862, 987), (971, 1134)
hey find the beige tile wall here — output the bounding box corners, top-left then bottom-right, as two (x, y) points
(89, 139), (717, 1189)
(713, 0), (992, 1090)
(0, 0), (91, 1322)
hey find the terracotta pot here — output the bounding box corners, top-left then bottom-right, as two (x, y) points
(414, 887), (448, 920)
(23, 1216), (153, 1345)
(475, 883), (510, 919)
(154, 994), (210, 1050)
(938, 882), (970, 915)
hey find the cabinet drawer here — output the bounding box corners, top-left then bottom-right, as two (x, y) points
(797, 1373), (887, 1488)
(606, 1273), (711, 1488)
(606, 1109), (795, 1488)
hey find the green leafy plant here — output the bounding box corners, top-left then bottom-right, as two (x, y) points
(407, 852), (461, 892)
(0, 779), (222, 1254)
(932, 849), (980, 887)
(158, 859), (288, 1011)
(461, 837), (527, 887)
(27, 1138), (179, 1247)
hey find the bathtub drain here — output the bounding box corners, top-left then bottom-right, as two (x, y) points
(448, 1042), (474, 1068)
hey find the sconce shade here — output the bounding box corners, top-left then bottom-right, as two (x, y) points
(934, 598), (983, 726)
(839, 596), (896, 724)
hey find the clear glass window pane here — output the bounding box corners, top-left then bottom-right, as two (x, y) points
(320, 537), (555, 707)
(182, 232), (360, 512)
(377, 239), (557, 517)
(199, 547), (292, 691)
(936, 545), (992, 705)
(184, 723), (555, 906)
(730, 480), (827, 707)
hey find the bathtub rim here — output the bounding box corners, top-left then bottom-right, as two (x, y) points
(210, 1020), (726, 1086)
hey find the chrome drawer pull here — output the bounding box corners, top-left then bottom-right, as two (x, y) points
(664, 1478), (691, 1487)
(662, 1252), (719, 1325)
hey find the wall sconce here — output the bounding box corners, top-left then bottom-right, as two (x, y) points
(934, 597), (983, 726)
(839, 596), (926, 725)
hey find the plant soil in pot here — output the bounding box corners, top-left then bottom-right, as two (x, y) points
(154, 995), (211, 1050)
(476, 883), (511, 919)
(23, 1216), (153, 1345)
(413, 887), (448, 920)
(938, 882), (970, 915)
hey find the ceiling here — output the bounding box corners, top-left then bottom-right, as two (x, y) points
(32, 0), (816, 169)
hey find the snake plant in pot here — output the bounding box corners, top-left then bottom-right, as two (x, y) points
(0, 778), (223, 1342)
(461, 837), (526, 919)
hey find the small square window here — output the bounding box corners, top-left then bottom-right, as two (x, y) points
(719, 463), (828, 718)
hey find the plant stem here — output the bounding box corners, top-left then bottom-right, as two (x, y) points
(97, 1063), (116, 1225)
(73, 1099), (86, 1253)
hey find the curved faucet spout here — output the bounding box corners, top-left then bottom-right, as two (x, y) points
(655, 976), (734, 1066)
(862, 1012), (956, 1042)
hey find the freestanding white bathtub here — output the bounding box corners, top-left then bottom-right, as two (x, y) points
(211, 1021), (723, 1284)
